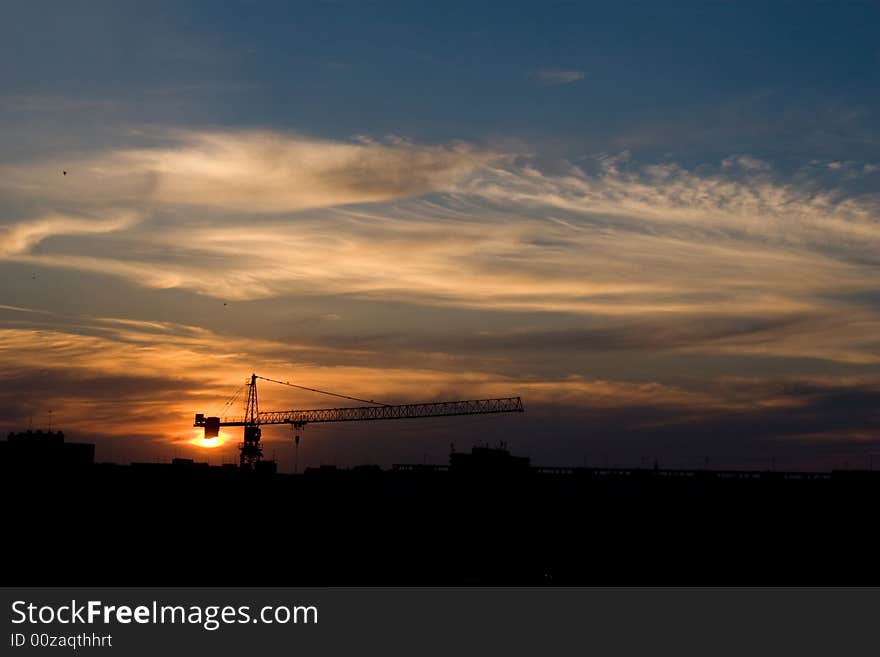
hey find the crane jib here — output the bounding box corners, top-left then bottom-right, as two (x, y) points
(194, 397), (524, 430)
(194, 372), (524, 470)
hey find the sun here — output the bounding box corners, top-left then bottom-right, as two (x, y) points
(189, 429), (232, 449)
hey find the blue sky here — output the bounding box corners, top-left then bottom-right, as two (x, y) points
(4, 1), (878, 154)
(1, 1), (878, 470)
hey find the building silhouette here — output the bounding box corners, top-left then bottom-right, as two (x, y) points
(1, 429), (94, 469)
(2, 434), (879, 585)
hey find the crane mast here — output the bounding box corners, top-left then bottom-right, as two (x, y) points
(240, 373), (262, 469)
(194, 373), (524, 470)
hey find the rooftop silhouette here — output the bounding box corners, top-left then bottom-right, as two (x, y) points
(2, 429), (94, 469)
(3, 427), (879, 586)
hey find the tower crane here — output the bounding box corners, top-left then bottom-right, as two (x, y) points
(194, 374), (525, 469)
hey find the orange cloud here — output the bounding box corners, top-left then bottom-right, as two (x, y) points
(0, 211), (139, 257)
(0, 130), (496, 213)
(0, 316), (731, 448)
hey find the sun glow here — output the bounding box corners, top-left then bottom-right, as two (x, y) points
(189, 430), (232, 449)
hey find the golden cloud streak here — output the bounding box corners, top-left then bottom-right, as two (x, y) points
(1, 137), (879, 373)
(0, 320), (732, 447)
(0, 130), (496, 213)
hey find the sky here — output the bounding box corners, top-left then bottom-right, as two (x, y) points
(1, 0), (879, 471)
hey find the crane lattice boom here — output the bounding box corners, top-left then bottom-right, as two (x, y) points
(199, 397), (524, 428)
(193, 373), (523, 470)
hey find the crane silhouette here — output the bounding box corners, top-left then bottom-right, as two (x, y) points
(195, 373), (524, 469)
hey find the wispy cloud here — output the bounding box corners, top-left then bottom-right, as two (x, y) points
(3, 133), (880, 467)
(2, 138), (880, 368)
(0, 130), (496, 214)
(0, 210), (139, 257)
(531, 68), (586, 85)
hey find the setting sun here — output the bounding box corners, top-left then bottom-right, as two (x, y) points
(189, 430), (231, 449)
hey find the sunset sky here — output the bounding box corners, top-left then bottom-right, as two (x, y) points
(1, 1), (879, 471)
